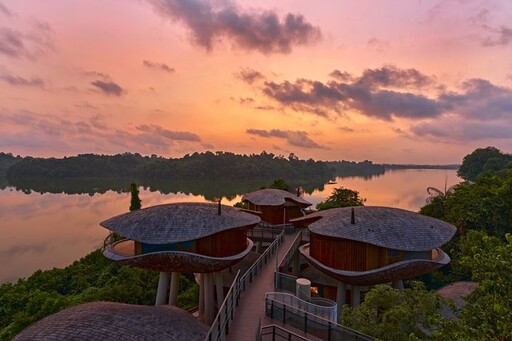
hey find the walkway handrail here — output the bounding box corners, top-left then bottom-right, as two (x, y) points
(265, 292), (337, 323)
(259, 324), (310, 341)
(205, 270), (241, 341)
(239, 229), (284, 291)
(279, 230), (302, 271)
(205, 229), (285, 341)
(265, 295), (374, 341)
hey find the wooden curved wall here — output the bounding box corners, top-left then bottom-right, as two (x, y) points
(247, 203), (303, 225)
(310, 232), (390, 271)
(196, 228), (248, 257)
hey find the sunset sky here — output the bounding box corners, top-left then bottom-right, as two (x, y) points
(1, 0), (511, 163)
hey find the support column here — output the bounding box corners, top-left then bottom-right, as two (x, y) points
(351, 285), (360, 308)
(336, 281), (346, 311)
(392, 280), (404, 293)
(292, 252), (300, 277)
(256, 241), (262, 253)
(169, 272), (180, 306)
(204, 273), (215, 325)
(198, 273), (205, 322)
(155, 272), (170, 306)
(214, 271), (224, 307)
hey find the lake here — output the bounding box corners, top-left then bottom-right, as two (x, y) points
(0, 169), (460, 283)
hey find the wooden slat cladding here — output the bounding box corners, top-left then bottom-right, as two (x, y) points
(196, 229), (248, 257)
(310, 233), (388, 271)
(247, 203), (303, 225)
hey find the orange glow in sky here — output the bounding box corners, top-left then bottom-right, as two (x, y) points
(1, 0), (512, 163)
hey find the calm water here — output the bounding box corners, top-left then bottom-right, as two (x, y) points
(0, 169), (460, 283)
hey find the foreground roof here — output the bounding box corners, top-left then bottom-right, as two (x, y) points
(291, 206), (456, 251)
(242, 189), (312, 207)
(14, 302), (207, 341)
(100, 202), (260, 244)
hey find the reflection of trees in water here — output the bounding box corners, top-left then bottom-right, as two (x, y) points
(5, 177), (329, 200)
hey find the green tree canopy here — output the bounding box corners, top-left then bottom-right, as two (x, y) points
(457, 147), (512, 181)
(340, 282), (446, 340)
(316, 187), (365, 211)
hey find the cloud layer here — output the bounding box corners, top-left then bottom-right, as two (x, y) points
(146, 0), (321, 54)
(91, 80), (125, 96)
(0, 110), (203, 155)
(143, 60), (175, 73)
(246, 128), (326, 149)
(250, 65), (512, 143)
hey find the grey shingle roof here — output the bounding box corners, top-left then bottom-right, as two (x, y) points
(291, 206), (456, 251)
(100, 202), (260, 244)
(14, 302), (207, 341)
(242, 189), (312, 207)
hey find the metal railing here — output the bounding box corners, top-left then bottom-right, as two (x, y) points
(205, 229), (285, 341)
(265, 295), (374, 341)
(258, 324), (310, 341)
(206, 270), (241, 341)
(266, 292), (337, 323)
(275, 272), (298, 293)
(248, 226), (285, 241)
(279, 231), (303, 271)
(239, 229), (285, 292)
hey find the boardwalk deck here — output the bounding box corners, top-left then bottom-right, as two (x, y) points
(227, 231), (322, 341)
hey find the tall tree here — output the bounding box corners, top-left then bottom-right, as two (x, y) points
(129, 182), (141, 211)
(316, 187), (365, 211)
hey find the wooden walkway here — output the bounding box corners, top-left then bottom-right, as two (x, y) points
(227, 232), (322, 341)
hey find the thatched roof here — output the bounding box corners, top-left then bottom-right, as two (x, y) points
(242, 189), (312, 207)
(291, 206), (456, 251)
(14, 302), (207, 341)
(100, 202), (260, 244)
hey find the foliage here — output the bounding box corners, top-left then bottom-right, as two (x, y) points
(0, 250), (198, 340)
(340, 282), (446, 341)
(5, 151), (333, 182)
(268, 178), (289, 191)
(457, 147), (512, 181)
(420, 171), (512, 237)
(437, 233), (512, 340)
(325, 160), (385, 179)
(316, 187), (365, 210)
(129, 182), (142, 211)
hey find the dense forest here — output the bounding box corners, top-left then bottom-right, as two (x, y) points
(324, 160), (385, 178)
(5, 151), (332, 181)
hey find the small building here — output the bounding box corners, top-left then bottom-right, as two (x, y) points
(14, 302), (208, 341)
(242, 189), (311, 226)
(291, 206), (456, 308)
(101, 202), (260, 324)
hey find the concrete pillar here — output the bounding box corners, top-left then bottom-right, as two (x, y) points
(198, 273), (205, 322)
(204, 273), (215, 324)
(214, 271), (224, 307)
(256, 240), (262, 253)
(169, 272), (180, 306)
(351, 285), (360, 307)
(336, 281), (346, 311)
(292, 252), (301, 277)
(155, 272), (170, 306)
(392, 280), (404, 293)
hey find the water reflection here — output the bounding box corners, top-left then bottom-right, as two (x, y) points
(0, 169), (460, 283)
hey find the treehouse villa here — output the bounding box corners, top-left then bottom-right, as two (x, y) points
(15, 196), (456, 340)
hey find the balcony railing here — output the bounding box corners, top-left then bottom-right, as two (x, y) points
(265, 294), (374, 341)
(265, 292), (337, 323)
(257, 324), (309, 341)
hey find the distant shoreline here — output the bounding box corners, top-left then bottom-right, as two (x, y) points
(383, 164), (460, 170)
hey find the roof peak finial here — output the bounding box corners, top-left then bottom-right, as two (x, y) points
(351, 207), (355, 224)
(218, 199), (222, 215)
